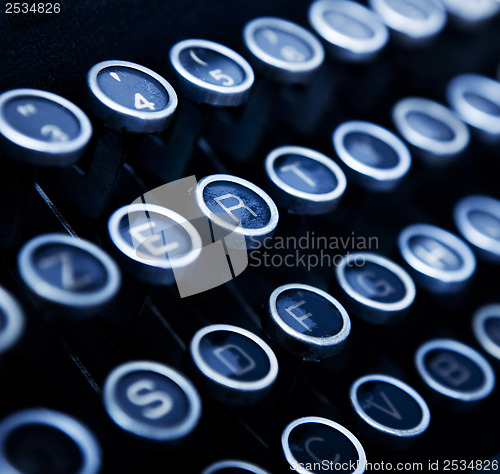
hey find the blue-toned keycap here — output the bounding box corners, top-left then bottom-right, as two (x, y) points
(447, 74), (500, 144)
(87, 60), (178, 133)
(350, 374), (430, 448)
(0, 409), (101, 474)
(336, 252), (416, 324)
(369, 0), (447, 46)
(265, 283), (351, 359)
(103, 360), (201, 442)
(0, 286), (25, 356)
(108, 203), (202, 285)
(265, 146), (346, 215)
(282, 416), (367, 473)
(332, 121), (411, 191)
(17, 233), (121, 316)
(398, 224), (476, 294)
(439, 0), (499, 29)
(0, 89), (92, 166)
(243, 17), (325, 84)
(454, 195), (500, 263)
(170, 39), (254, 106)
(472, 304), (500, 362)
(392, 97), (469, 166)
(189, 324), (279, 405)
(202, 460), (270, 474)
(309, 0), (389, 63)
(195, 174), (279, 249)
(415, 339), (495, 403)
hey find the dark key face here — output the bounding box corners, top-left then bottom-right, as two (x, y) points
(275, 288), (344, 338)
(408, 235), (463, 271)
(18, 234), (121, 312)
(353, 378), (426, 432)
(253, 27), (314, 64)
(343, 132), (399, 169)
(32, 243), (108, 294)
(468, 211), (500, 241)
(96, 66), (170, 112)
(0, 287), (24, 355)
(406, 111), (455, 141)
(283, 417), (365, 474)
(178, 47), (246, 87)
(273, 154), (338, 195)
(103, 361), (201, 441)
(202, 180), (272, 230)
(484, 317), (500, 347)
(5, 424), (83, 474)
(114, 370), (191, 428)
(463, 92), (500, 117)
(197, 330), (271, 382)
(416, 340), (495, 401)
(3, 96), (81, 142)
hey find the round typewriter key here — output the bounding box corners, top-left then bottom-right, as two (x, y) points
(87, 60), (178, 133)
(336, 253), (416, 325)
(282, 416), (366, 474)
(350, 374), (430, 447)
(398, 224), (476, 294)
(108, 203), (202, 285)
(0, 408), (101, 474)
(265, 284), (350, 359)
(0, 286), (25, 355)
(0, 89), (92, 166)
(446, 74), (500, 144)
(454, 195), (500, 262)
(265, 146), (346, 215)
(17, 233), (121, 315)
(195, 174), (279, 249)
(308, 0), (389, 63)
(243, 17), (325, 84)
(472, 304), (500, 361)
(103, 361), (201, 441)
(170, 39), (254, 107)
(439, 0), (499, 29)
(202, 460), (270, 474)
(392, 97), (470, 165)
(369, 0), (447, 46)
(332, 121), (411, 191)
(415, 339), (495, 402)
(189, 324), (279, 405)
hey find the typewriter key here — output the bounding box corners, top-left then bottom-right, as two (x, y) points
(195, 174), (279, 249)
(332, 121), (412, 191)
(446, 74), (500, 144)
(0, 409), (101, 474)
(189, 324), (279, 405)
(265, 146), (346, 215)
(472, 304), (500, 361)
(454, 195), (500, 262)
(103, 360), (201, 441)
(369, 0), (447, 46)
(336, 253), (416, 325)
(282, 416), (366, 474)
(392, 97), (470, 166)
(0, 89), (92, 166)
(308, 0), (389, 63)
(415, 339), (496, 402)
(439, 0), (500, 29)
(170, 39), (254, 107)
(0, 286), (25, 356)
(17, 233), (121, 316)
(202, 460), (270, 474)
(108, 203), (202, 285)
(265, 284), (351, 359)
(350, 374), (430, 448)
(398, 224), (476, 294)
(243, 17), (324, 85)
(87, 60), (178, 134)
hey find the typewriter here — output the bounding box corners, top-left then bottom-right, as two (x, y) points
(1, 0), (500, 472)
